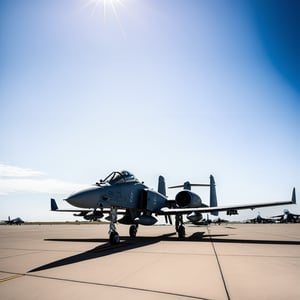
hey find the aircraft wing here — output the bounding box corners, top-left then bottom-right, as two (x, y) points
(270, 214), (284, 218)
(50, 199), (125, 215)
(51, 198), (92, 213)
(271, 212), (300, 218)
(160, 188), (296, 215)
(290, 212), (300, 217)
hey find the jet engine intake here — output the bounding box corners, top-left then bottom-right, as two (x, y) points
(175, 191), (202, 208)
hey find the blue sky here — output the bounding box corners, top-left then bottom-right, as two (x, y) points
(0, 0), (299, 222)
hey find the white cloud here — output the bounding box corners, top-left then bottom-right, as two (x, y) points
(0, 178), (88, 195)
(0, 163), (44, 177)
(0, 163), (88, 195)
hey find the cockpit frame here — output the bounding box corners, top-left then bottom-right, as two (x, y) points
(99, 170), (139, 185)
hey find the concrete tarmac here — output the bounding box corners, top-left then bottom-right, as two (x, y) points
(0, 223), (300, 300)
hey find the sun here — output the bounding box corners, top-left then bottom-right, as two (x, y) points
(84, 0), (127, 38)
(85, 0), (125, 15)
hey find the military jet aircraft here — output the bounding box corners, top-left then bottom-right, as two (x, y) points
(1, 216), (24, 225)
(271, 209), (300, 223)
(246, 213), (274, 224)
(212, 217), (229, 225)
(51, 170), (296, 244)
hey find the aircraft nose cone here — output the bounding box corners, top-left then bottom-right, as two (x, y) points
(64, 186), (100, 208)
(65, 192), (83, 207)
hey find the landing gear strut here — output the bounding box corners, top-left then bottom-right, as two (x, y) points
(175, 214), (185, 239)
(129, 224), (138, 238)
(109, 206), (120, 245)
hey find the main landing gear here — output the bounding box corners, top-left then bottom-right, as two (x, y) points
(129, 224), (138, 238)
(108, 207), (139, 244)
(175, 214), (186, 239)
(109, 207), (120, 245)
(108, 209), (185, 243)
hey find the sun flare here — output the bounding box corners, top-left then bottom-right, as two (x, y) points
(84, 0), (126, 38)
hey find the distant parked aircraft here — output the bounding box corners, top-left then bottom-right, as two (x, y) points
(212, 217), (229, 225)
(246, 213), (274, 224)
(189, 216), (228, 226)
(1, 216), (24, 225)
(271, 209), (300, 223)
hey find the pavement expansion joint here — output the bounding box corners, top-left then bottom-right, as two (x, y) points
(207, 227), (231, 300)
(1, 270), (214, 300)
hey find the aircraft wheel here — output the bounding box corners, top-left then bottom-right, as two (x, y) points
(109, 231), (120, 245)
(129, 225), (137, 238)
(178, 225), (186, 239)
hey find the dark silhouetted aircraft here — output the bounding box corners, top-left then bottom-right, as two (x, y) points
(1, 216), (24, 225)
(212, 217), (229, 225)
(271, 209), (300, 223)
(51, 170), (296, 244)
(246, 213), (274, 224)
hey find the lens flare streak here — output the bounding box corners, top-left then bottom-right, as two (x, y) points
(84, 0), (127, 38)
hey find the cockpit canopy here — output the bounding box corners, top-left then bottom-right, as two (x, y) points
(100, 170), (139, 185)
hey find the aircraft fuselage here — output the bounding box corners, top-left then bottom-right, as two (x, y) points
(65, 181), (170, 214)
(66, 182), (148, 209)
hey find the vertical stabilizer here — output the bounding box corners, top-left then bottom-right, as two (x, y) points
(210, 175), (218, 216)
(292, 187), (296, 204)
(51, 198), (58, 211)
(183, 181), (191, 190)
(158, 176), (166, 196)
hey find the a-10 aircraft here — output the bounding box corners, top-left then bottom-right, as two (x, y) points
(271, 209), (300, 223)
(51, 170), (296, 244)
(1, 216), (24, 225)
(246, 213), (275, 224)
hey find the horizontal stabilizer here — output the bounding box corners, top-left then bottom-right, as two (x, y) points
(169, 183), (210, 189)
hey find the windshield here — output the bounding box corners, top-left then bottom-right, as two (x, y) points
(101, 170), (139, 185)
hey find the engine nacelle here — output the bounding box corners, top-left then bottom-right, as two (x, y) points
(140, 189), (167, 213)
(175, 190), (202, 208)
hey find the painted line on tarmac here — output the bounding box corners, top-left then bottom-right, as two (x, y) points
(0, 274), (24, 283)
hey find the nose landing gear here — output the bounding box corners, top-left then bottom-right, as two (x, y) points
(109, 231), (120, 244)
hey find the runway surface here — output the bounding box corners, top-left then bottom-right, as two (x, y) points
(0, 223), (300, 300)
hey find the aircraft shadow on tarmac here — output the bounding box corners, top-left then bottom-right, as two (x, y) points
(29, 231), (300, 273)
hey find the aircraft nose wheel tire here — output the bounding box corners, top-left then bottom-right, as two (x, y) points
(178, 225), (186, 239)
(109, 231), (120, 245)
(129, 225), (137, 238)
